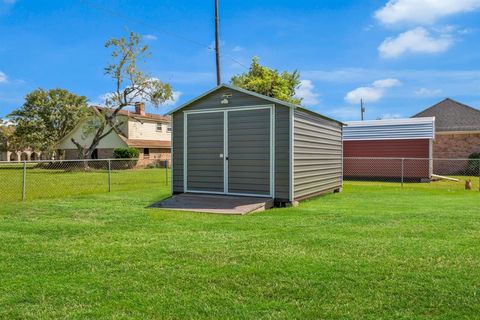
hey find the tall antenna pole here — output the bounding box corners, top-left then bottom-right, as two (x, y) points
(214, 0), (221, 85)
(360, 99), (365, 121)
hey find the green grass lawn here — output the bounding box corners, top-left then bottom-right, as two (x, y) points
(0, 180), (479, 319)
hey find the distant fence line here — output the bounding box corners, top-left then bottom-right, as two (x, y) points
(0, 157), (478, 202)
(0, 158), (170, 202)
(343, 157), (480, 189)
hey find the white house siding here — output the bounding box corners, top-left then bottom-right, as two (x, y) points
(128, 120), (171, 141)
(57, 120), (128, 150)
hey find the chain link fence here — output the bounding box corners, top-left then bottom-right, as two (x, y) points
(1, 157), (478, 203)
(344, 157), (480, 190)
(0, 159), (170, 202)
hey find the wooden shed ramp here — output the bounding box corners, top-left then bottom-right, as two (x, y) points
(150, 194), (274, 215)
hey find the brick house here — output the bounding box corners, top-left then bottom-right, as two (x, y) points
(413, 98), (480, 174)
(56, 102), (171, 165)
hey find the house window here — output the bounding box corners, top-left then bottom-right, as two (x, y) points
(156, 123), (163, 132)
(144, 148), (150, 159)
(167, 124), (172, 133)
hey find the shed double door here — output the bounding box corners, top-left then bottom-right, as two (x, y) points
(185, 107), (272, 197)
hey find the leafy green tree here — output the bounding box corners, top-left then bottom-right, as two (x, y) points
(230, 57), (302, 104)
(0, 119), (14, 152)
(8, 89), (88, 153)
(72, 32), (173, 159)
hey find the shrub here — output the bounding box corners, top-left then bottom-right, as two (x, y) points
(467, 152), (480, 175)
(113, 147), (139, 169)
(113, 147), (139, 159)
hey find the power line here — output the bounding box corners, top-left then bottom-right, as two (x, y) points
(79, 0), (212, 49)
(223, 54), (249, 69)
(78, 0), (249, 70)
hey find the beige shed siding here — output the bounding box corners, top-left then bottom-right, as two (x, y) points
(293, 109), (342, 200)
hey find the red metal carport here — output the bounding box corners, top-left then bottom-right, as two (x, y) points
(343, 118), (435, 180)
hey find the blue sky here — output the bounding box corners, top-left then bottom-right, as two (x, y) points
(1, 0), (480, 121)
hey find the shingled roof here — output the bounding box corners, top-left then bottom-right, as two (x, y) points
(412, 98), (480, 132)
(93, 106), (171, 122)
(117, 134), (171, 148)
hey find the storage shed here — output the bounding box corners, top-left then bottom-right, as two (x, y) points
(343, 117), (435, 180)
(168, 84), (343, 204)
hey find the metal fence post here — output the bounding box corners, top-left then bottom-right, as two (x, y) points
(401, 158), (404, 188)
(108, 159), (112, 192)
(22, 160), (26, 201)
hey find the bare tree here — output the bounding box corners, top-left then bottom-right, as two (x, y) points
(72, 32), (173, 159)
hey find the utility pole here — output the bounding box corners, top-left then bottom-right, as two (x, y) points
(360, 99), (365, 121)
(214, 0), (221, 85)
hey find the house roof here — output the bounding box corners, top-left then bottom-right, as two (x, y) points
(55, 107), (172, 149)
(117, 134), (171, 148)
(126, 139), (171, 148)
(167, 84), (344, 125)
(412, 98), (480, 132)
(344, 117), (435, 141)
(94, 106), (171, 122)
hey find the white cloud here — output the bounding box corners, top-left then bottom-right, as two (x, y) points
(302, 68), (480, 84)
(378, 27), (453, 58)
(143, 34), (157, 41)
(232, 45), (244, 52)
(99, 92), (114, 102)
(295, 80), (320, 106)
(345, 78), (401, 104)
(375, 0), (480, 25)
(302, 68), (380, 83)
(414, 87), (443, 96)
(345, 87), (383, 104)
(87, 92), (113, 106)
(163, 91), (182, 107)
(0, 71), (8, 84)
(0, 117), (13, 125)
(372, 78), (401, 88)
